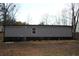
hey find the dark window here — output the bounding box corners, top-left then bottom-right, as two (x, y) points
(32, 30), (36, 34)
(32, 28), (36, 34)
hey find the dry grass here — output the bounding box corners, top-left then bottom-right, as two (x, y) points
(0, 40), (79, 56)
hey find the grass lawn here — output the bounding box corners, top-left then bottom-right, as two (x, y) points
(0, 40), (79, 56)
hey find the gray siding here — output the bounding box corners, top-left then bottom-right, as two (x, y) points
(0, 26), (3, 32)
(5, 26), (72, 37)
(76, 22), (79, 32)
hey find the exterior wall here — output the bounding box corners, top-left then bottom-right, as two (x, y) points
(0, 32), (4, 42)
(5, 25), (72, 37)
(0, 26), (4, 42)
(76, 22), (79, 32)
(75, 32), (79, 39)
(0, 26), (4, 32)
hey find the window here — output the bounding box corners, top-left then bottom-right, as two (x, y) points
(32, 28), (36, 34)
(32, 30), (36, 34)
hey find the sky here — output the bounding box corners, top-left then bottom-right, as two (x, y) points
(1, 0), (78, 25)
(15, 1), (71, 25)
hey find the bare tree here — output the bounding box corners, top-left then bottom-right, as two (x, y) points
(61, 9), (68, 25)
(61, 4), (72, 26)
(55, 16), (61, 25)
(0, 3), (18, 25)
(26, 14), (32, 25)
(38, 21), (45, 25)
(71, 3), (79, 39)
(41, 14), (49, 25)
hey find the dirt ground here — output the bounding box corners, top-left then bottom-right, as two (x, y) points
(0, 40), (79, 56)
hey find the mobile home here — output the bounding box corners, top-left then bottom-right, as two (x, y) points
(4, 25), (72, 41)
